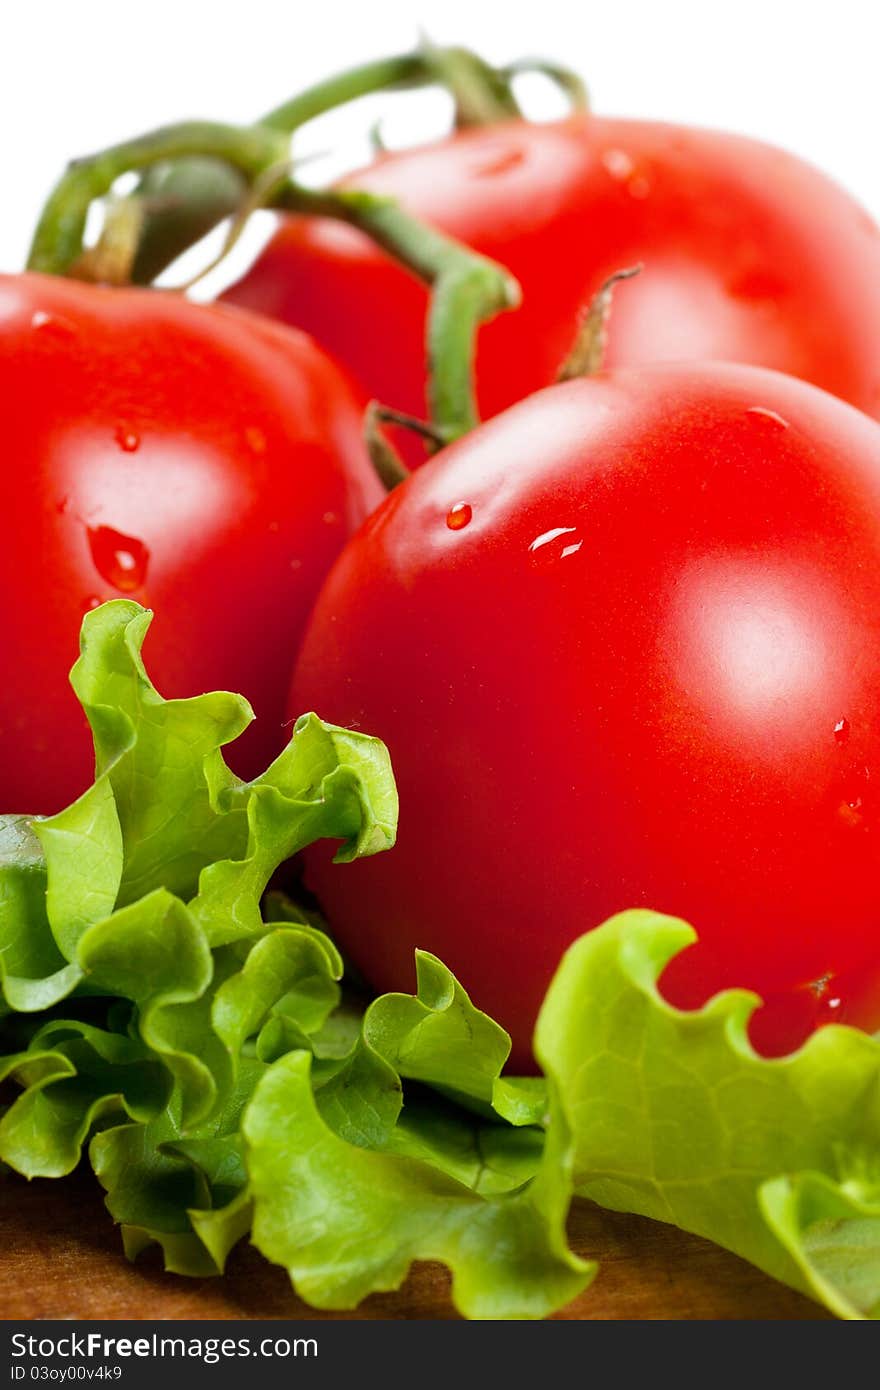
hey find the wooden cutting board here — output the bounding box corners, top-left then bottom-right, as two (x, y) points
(0, 1169), (829, 1320)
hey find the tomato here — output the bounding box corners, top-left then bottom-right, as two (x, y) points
(0, 273), (382, 815)
(224, 115), (880, 462)
(289, 362), (880, 1068)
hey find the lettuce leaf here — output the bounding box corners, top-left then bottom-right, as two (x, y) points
(0, 599), (589, 1320)
(0, 599), (398, 1225)
(0, 816), (80, 1013)
(4, 598), (879, 1322)
(244, 1050), (591, 1319)
(535, 909), (880, 1321)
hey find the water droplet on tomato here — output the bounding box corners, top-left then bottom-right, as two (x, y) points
(83, 594), (102, 611)
(323, 511), (339, 526)
(30, 310), (75, 340)
(834, 718), (851, 744)
(87, 525), (149, 592)
(836, 760), (871, 827)
(529, 526), (577, 553)
(56, 495), (71, 515)
(601, 149), (650, 198)
(807, 974), (844, 1023)
(246, 426), (267, 455)
(114, 426), (140, 453)
(290, 558), (302, 570)
(446, 503), (472, 531)
(472, 146), (525, 178)
(601, 149), (635, 181)
(745, 406), (789, 430)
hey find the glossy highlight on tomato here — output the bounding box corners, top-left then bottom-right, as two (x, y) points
(225, 115), (880, 460)
(290, 362), (880, 1067)
(0, 273), (382, 814)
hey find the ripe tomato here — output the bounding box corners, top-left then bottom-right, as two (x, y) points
(0, 273), (382, 815)
(225, 116), (880, 460)
(290, 362), (880, 1067)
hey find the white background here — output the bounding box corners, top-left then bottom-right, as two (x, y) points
(3, 0), (879, 285)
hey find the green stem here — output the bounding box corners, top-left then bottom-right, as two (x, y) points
(128, 160), (249, 288)
(27, 122), (288, 278)
(501, 58), (589, 113)
(26, 121), (519, 446)
(364, 404), (415, 490)
(260, 51), (442, 133)
(129, 45), (519, 285)
(417, 41), (521, 126)
(105, 42), (584, 286)
(276, 187), (519, 439)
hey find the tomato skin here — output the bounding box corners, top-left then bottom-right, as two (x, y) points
(224, 115), (880, 458)
(289, 363), (880, 1067)
(0, 273), (382, 814)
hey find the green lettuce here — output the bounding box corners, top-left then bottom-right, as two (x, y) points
(535, 910), (880, 1320)
(0, 600), (586, 1318)
(2, 599), (878, 1320)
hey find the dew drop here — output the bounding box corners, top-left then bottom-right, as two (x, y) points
(87, 525), (149, 592)
(446, 502), (472, 531)
(83, 594), (102, 612)
(529, 525), (577, 553)
(290, 558), (302, 571)
(838, 800), (864, 828)
(834, 718), (851, 745)
(323, 511), (339, 526)
(837, 766), (871, 828)
(601, 149), (635, 181)
(472, 146), (525, 178)
(30, 310), (76, 340)
(114, 426), (140, 454)
(745, 406), (789, 430)
(601, 149), (651, 198)
(246, 426), (267, 455)
(807, 974), (844, 1021)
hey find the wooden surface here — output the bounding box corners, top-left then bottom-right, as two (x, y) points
(0, 1168), (829, 1321)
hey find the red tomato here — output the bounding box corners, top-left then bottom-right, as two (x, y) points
(289, 363), (880, 1068)
(0, 273), (382, 815)
(225, 116), (880, 461)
